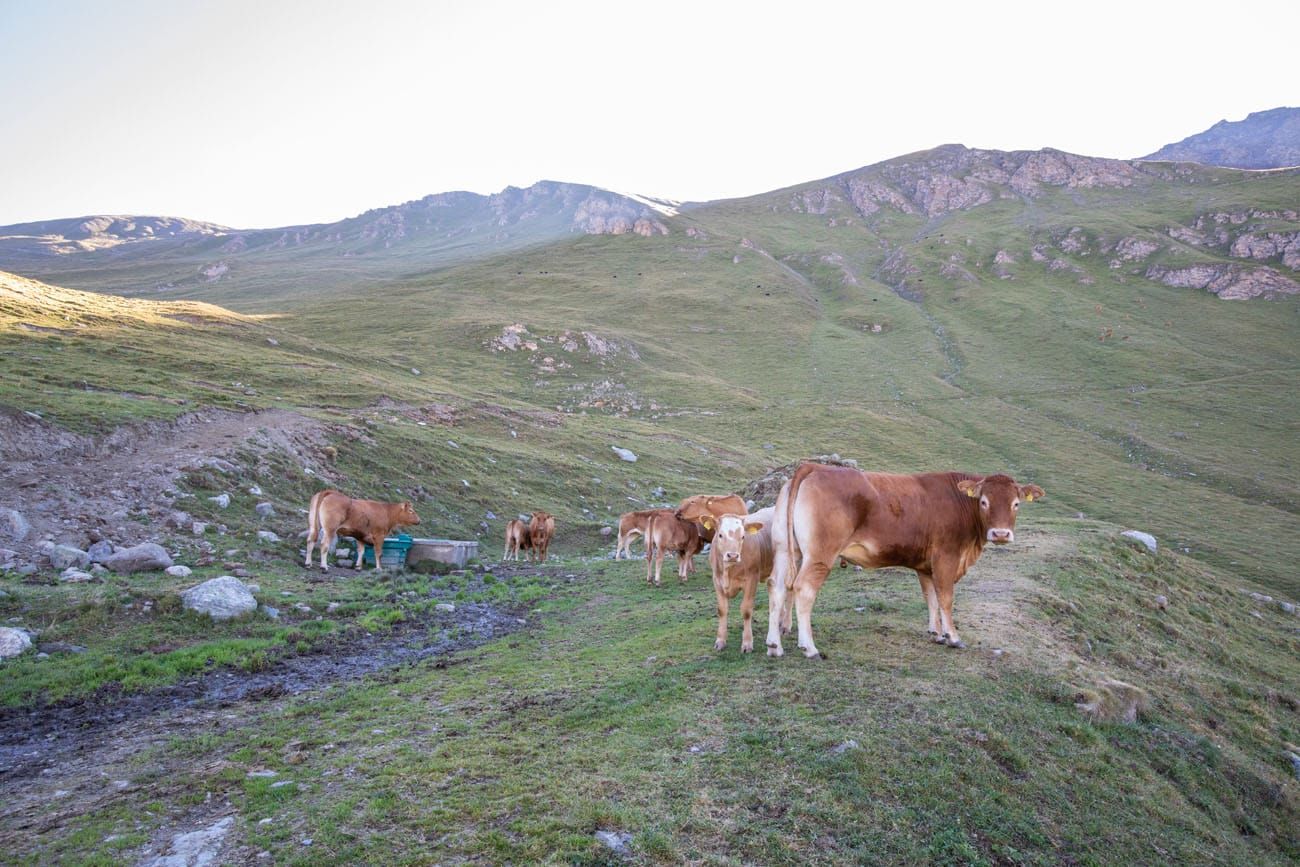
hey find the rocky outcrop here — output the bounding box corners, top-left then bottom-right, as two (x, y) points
(486, 324), (638, 364)
(1145, 263), (1300, 300)
(1110, 237), (1160, 266)
(1230, 231), (1300, 269)
(103, 542), (174, 574)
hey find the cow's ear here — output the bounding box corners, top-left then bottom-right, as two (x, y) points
(699, 515), (715, 531)
(1019, 484), (1045, 503)
(744, 522), (764, 535)
(956, 479), (983, 498)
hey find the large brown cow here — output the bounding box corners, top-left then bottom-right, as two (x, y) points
(614, 509), (657, 560)
(699, 506), (774, 653)
(766, 464), (1043, 658)
(644, 510), (705, 586)
(305, 489), (421, 573)
(676, 494), (747, 542)
(527, 512), (555, 563)
(502, 519), (531, 561)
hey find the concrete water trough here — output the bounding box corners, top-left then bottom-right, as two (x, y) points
(407, 538), (479, 569)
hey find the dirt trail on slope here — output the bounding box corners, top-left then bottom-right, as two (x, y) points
(0, 407), (332, 560)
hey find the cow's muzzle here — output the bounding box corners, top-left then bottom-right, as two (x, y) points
(987, 528), (1014, 544)
(722, 551), (741, 563)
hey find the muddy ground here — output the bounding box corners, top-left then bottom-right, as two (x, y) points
(0, 561), (566, 860)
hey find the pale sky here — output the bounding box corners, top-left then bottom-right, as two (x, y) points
(1, 0), (1296, 229)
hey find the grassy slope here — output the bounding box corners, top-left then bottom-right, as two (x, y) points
(8, 534), (1296, 864)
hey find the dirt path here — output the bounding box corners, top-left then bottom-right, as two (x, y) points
(0, 407), (330, 561)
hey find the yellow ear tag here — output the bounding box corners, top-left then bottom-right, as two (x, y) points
(700, 517), (714, 530)
(966, 488), (979, 497)
(1025, 494), (1035, 502)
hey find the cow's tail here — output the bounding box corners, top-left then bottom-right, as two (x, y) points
(784, 464), (813, 591)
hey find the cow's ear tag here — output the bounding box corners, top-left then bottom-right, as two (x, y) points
(966, 488), (979, 497)
(745, 523), (762, 535)
(1024, 493), (1035, 502)
(700, 516), (714, 530)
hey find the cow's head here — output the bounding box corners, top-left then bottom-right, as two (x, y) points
(956, 475), (1043, 545)
(399, 501), (421, 526)
(702, 513), (764, 565)
(674, 496), (716, 524)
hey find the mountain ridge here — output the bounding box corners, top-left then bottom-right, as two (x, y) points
(1141, 106), (1300, 169)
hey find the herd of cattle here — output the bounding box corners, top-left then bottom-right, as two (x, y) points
(303, 463), (1044, 659)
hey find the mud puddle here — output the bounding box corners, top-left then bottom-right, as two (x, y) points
(0, 598), (526, 782)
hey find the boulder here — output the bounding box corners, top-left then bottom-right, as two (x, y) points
(162, 511), (192, 530)
(255, 502), (275, 518)
(104, 542), (174, 574)
(165, 565), (193, 578)
(86, 540), (114, 563)
(49, 544), (90, 571)
(59, 568), (95, 583)
(181, 576), (258, 620)
(142, 816), (234, 867)
(0, 627), (33, 658)
(611, 446), (638, 463)
(0, 508), (30, 542)
(1121, 530), (1157, 553)
(257, 530), (280, 543)
(209, 493), (231, 509)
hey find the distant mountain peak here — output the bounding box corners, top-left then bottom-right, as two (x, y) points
(1140, 107), (1300, 169)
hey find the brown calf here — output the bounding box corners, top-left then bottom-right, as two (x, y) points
(614, 509), (656, 559)
(644, 509), (705, 586)
(766, 464), (1043, 658)
(676, 494), (747, 542)
(305, 489), (421, 573)
(699, 506), (774, 653)
(502, 519), (532, 561)
(527, 512), (555, 562)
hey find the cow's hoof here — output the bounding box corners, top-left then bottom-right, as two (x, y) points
(945, 637), (966, 649)
(766, 643), (783, 657)
(319, 566), (329, 574)
(713, 640), (725, 651)
(741, 643), (753, 654)
(802, 647), (824, 659)
(931, 632), (947, 644)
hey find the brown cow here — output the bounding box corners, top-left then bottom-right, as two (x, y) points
(676, 494), (747, 541)
(614, 509), (657, 560)
(699, 506), (774, 653)
(644, 509), (705, 585)
(766, 464), (1043, 658)
(305, 489), (421, 573)
(502, 519), (532, 561)
(527, 511), (555, 562)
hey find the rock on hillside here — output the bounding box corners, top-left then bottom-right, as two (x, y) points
(1141, 107), (1300, 169)
(0, 215), (229, 259)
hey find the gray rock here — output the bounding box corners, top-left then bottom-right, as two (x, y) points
(248, 485), (263, 496)
(192, 522), (209, 535)
(831, 739), (860, 755)
(293, 602), (312, 613)
(1154, 595), (1169, 610)
(1280, 601), (1296, 615)
(165, 565), (193, 578)
(49, 544), (90, 571)
(599, 526), (613, 537)
(16, 564), (36, 577)
(257, 531), (281, 543)
(0, 508), (30, 542)
(143, 815), (234, 867)
(435, 603), (456, 613)
(209, 493), (231, 509)
(39, 641), (86, 654)
(0, 627), (33, 658)
(611, 446), (638, 463)
(162, 511), (192, 529)
(1121, 530), (1157, 553)
(181, 576), (257, 620)
(262, 605), (279, 619)
(255, 502), (275, 518)
(1288, 751), (1300, 780)
(86, 540), (114, 563)
(1249, 592), (1274, 604)
(104, 543), (174, 574)
(594, 830), (633, 854)
(59, 568), (95, 583)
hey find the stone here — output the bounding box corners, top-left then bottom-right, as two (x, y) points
(180, 576), (258, 620)
(209, 493), (231, 509)
(143, 816), (234, 867)
(49, 544), (90, 571)
(162, 511), (192, 529)
(60, 568), (95, 583)
(1280, 601), (1296, 615)
(1154, 595), (1169, 610)
(86, 540), (114, 563)
(1121, 530), (1157, 553)
(0, 627), (33, 658)
(594, 830), (633, 854)
(39, 641), (86, 654)
(1287, 751), (1300, 780)
(248, 485), (262, 496)
(257, 531), (280, 543)
(192, 522), (209, 535)
(255, 502), (275, 518)
(104, 543), (174, 574)
(262, 605), (279, 619)
(166, 565), (193, 578)
(435, 603), (456, 613)
(0, 508), (30, 542)
(831, 739), (860, 754)
(599, 526), (613, 537)
(611, 446), (638, 463)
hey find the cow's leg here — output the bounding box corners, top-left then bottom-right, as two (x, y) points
(935, 573), (964, 648)
(917, 570), (942, 640)
(370, 536), (385, 573)
(354, 540), (366, 571)
(740, 577), (758, 653)
(793, 559), (831, 659)
(305, 514), (318, 568)
(645, 540), (655, 585)
(319, 530), (334, 572)
(714, 580), (729, 651)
